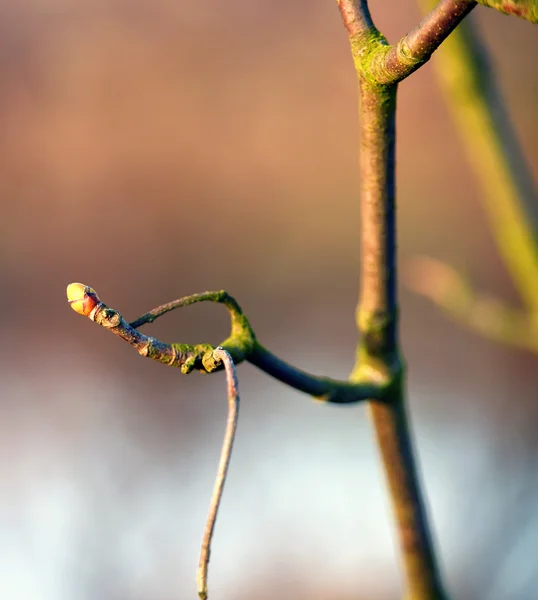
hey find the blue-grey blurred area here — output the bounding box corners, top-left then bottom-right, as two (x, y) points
(1, 1), (537, 599)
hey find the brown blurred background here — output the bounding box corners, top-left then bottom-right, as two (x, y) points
(1, 1), (537, 599)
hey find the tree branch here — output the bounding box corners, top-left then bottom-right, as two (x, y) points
(337, 1), (449, 595)
(338, 0), (476, 86)
(415, 4), (538, 317)
(347, 78), (447, 600)
(374, 0), (477, 84)
(66, 283), (385, 403)
(197, 348), (240, 600)
(336, 0), (376, 36)
(248, 342), (379, 403)
(406, 256), (538, 352)
(476, 0), (538, 22)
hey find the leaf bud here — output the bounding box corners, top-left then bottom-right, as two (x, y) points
(66, 282), (101, 317)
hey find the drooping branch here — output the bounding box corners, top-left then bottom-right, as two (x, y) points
(66, 283), (386, 404)
(406, 256), (538, 352)
(197, 347), (240, 600)
(414, 4), (538, 317)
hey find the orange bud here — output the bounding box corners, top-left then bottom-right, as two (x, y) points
(66, 282), (101, 317)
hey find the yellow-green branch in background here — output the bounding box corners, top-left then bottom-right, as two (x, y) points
(477, 0), (538, 22)
(410, 3), (538, 350)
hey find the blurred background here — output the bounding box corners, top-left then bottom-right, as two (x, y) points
(1, 1), (537, 599)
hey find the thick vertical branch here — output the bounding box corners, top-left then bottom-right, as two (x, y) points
(355, 83), (397, 345)
(336, 1), (452, 592)
(350, 80), (447, 600)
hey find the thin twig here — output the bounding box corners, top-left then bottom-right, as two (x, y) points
(197, 348), (240, 600)
(130, 289), (382, 402)
(66, 283), (387, 402)
(129, 291), (243, 330)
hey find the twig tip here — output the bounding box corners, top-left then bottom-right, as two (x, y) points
(66, 282), (101, 317)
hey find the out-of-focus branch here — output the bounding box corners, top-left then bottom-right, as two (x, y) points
(416, 5), (538, 317)
(406, 256), (538, 352)
(476, 0), (538, 22)
(66, 283), (385, 404)
(197, 347), (240, 600)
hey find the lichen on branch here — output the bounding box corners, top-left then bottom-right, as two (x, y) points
(337, 0), (477, 84)
(66, 283), (387, 403)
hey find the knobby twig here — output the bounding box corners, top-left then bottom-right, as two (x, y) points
(338, 0), (476, 85)
(197, 348), (240, 600)
(66, 283), (385, 403)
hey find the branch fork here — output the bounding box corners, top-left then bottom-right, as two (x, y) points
(64, 1), (492, 598)
(66, 282), (389, 403)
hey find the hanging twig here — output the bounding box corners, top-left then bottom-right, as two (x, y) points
(197, 347), (240, 600)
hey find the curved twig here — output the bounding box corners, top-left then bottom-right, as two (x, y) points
(197, 347), (239, 600)
(66, 283), (387, 403)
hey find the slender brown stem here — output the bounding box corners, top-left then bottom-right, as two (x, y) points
(249, 341), (380, 403)
(368, 399), (447, 599)
(355, 82), (397, 341)
(350, 79), (448, 599)
(197, 348), (240, 600)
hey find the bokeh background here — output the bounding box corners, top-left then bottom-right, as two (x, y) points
(1, 1), (537, 599)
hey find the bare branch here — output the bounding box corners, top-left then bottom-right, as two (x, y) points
(197, 348), (239, 600)
(249, 342), (381, 403)
(66, 283), (386, 403)
(129, 291), (244, 329)
(336, 0), (476, 86)
(415, 6), (538, 316)
(336, 0), (376, 37)
(476, 0), (538, 22)
(406, 256), (538, 352)
(374, 0), (477, 84)
(347, 80), (447, 598)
